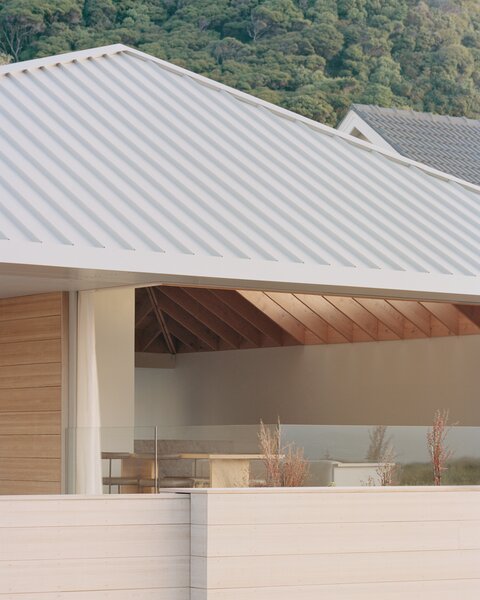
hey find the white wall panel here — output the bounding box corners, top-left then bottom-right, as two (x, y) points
(191, 550), (480, 588)
(0, 494), (189, 526)
(189, 487), (480, 599)
(0, 494), (190, 598)
(1, 524), (189, 560)
(192, 488), (480, 525)
(191, 580), (480, 600)
(191, 520), (480, 556)
(4, 592), (189, 600)
(3, 488), (480, 599)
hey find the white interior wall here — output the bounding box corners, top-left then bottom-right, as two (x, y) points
(94, 287), (135, 452)
(135, 335), (480, 428)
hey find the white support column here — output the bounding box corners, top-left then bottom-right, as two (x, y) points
(94, 287), (135, 454)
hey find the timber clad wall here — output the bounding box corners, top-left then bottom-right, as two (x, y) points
(0, 494), (190, 598)
(190, 487), (480, 600)
(0, 293), (66, 494)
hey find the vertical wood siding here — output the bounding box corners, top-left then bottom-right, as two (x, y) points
(0, 293), (66, 494)
(189, 487), (480, 600)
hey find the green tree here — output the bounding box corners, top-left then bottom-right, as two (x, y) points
(0, 0), (46, 60)
(1, 0), (478, 122)
(0, 0), (81, 60)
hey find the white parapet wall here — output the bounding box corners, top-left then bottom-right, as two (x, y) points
(0, 493), (190, 599)
(188, 486), (480, 600)
(1, 487), (480, 599)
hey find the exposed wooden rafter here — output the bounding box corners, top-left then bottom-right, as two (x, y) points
(135, 286), (480, 355)
(239, 290), (315, 345)
(387, 300), (431, 336)
(296, 294), (354, 342)
(421, 302), (459, 335)
(455, 305), (480, 329)
(354, 298), (404, 340)
(146, 288), (176, 355)
(183, 288), (262, 347)
(211, 289), (287, 346)
(161, 287), (242, 349)
(324, 296), (379, 341)
(137, 319), (162, 353)
(153, 289), (219, 351)
(135, 295), (153, 328)
(265, 292), (328, 343)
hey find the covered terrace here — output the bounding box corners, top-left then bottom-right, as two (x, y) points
(0, 44), (479, 599)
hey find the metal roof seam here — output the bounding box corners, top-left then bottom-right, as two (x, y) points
(53, 64), (263, 260)
(92, 57), (326, 264)
(315, 135), (478, 275)
(0, 81), (155, 252)
(76, 58), (308, 263)
(233, 99), (450, 275)
(0, 45), (478, 291)
(175, 77), (407, 271)
(3, 44), (480, 194)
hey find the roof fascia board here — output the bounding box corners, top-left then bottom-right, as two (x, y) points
(0, 243), (478, 303)
(3, 44), (480, 194)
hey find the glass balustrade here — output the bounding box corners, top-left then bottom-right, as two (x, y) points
(63, 423), (480, 493)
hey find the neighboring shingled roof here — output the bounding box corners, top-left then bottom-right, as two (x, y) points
(350, 104), (480, 186)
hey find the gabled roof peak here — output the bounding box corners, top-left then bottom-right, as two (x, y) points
(2, 45), (479, 193)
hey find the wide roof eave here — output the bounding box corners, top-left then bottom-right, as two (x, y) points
(1, 244), (479, 304)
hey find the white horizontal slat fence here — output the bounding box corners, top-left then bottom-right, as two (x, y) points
(2, 486), (480, 599)
(189, 486), (480, 600)
(0, 494), (190, 599)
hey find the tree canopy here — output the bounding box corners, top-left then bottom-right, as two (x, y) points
(1, 0), (479, 125)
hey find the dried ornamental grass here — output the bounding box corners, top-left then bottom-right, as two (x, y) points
(376, 444), (397, 486)
(427, 409), (454, 486)
(258, 419), (282, 486)
(366, 425), (392, 462)
(258, 419), (309, 487)
(282, 445), (309, 487)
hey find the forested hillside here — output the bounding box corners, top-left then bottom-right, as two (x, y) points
(0, 0), (479, 124)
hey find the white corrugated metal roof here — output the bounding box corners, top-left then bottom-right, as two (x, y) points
(0, 45), (479, 301)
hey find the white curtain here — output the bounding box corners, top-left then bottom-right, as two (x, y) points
(75, 290), (103, 494)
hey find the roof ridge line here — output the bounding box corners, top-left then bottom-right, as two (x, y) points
(2, 44), (480, 195)
(352, 103), (480, 125)
(0, 44), (129, 76)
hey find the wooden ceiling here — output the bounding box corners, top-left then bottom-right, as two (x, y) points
(135, 286), (480, 355)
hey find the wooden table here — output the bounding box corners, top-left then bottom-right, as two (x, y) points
(159, 453), (265, 488)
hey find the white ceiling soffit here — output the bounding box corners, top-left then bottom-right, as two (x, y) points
(0, 45), (479, 302)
